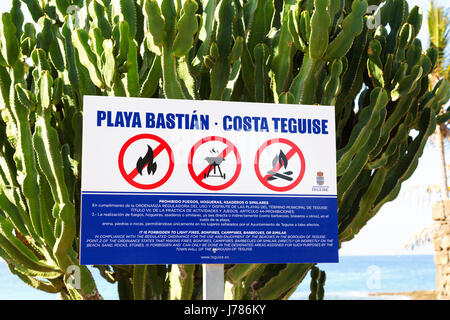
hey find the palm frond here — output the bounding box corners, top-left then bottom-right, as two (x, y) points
(404, 222), (440, 250)
(428, 0), (450, 79)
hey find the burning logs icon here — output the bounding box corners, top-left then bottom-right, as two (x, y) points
(267, 150), (293, 181)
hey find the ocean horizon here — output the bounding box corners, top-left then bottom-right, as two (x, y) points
(0, 254), (437, 300)
(290, 254), (436, 300)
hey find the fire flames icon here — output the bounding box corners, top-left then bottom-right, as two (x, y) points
(136, 145), (157, 176)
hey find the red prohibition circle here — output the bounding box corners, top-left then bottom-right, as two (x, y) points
(118, 134), (174, 190)
(254, 138), (306, 192)
(188, 136), (241, 191)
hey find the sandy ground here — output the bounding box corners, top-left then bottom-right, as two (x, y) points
(368, 290), (437, 300)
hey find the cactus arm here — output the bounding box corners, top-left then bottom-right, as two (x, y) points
(147, 265), (165, 299)
(253, 43), (269, 102)
(395, 23), (413, 61)
(384, 0), (409, 55)
(176, 57), (197, 99)
(309, 0), (330, 60)
(161, 47), (188, 99)
(157, 0), (191, 99)
(338, 107), (386, 199)
(133, 265), (149, 300)
(67, 266), (100, 300)
(288, 0), (331, 104)
(0, 0), (447, 301)
(10, 0), (24, 40)
(37, 168), (57, 248)
(118, 0), (137, 39)
(391, 65), (423, 101)
(321, 59), (343, 105)
(256, 264), (312, 300)
(140, 55), (162, 97)
(337, 88), (388, 175)
(288, 9), (304, 52)
(308, 266), (319, 300)
(341, 108), (436, 242)
(406, 6), (422, 39)
(21, 0), (44, 23)
(32, 72), (76, 270)
(93, 265), (116, 284)
(191, 0), (216, 74)
(270, 1), (297, 97)
(338, 169), (371, 228)
(208, 0), (234, 100)
(335, 24), (370, 117)
(340, 169), (390, 241)
(367, 39), (384, 87)
(309, 266), (326, 300)
(0, 222), (58, 272)
(9, 88), (43, 239)
(0, 153), (27, 218)
(317, 269), (326, 300)
(61, 20), (81, 104)
(116, 21), (130, 68)
(172, 0), (199, 58)
(89, 28), (105, 71)
(179, 265), (196, 299)
(278, 92), (295, 104)
(169, 264), (196, 300)
(298, 10), (311, 50)
(70, 48), (97, 98)
(48, 28), (66, 74)
(117, 267), (133, 300)
(209, 56), (231, 100)
(232, 263), (265, 299)
(288, 53), (311, 103)
(437, 111), (450, 125)
(246, 0), (274, 54)
(0, 13), (20, 67)
(0, 65), (11, 108)
(367, 122), (410, 170)
(125, 39), (140, 97)
(324, 0), (368, 61)
(169, 264), (182, 299)
(11, 262), (62, 279)
(17, 273), (61, 293)
(145, 0), (167, 47)
(88, 0), (112, 39)
(72, 29), (104, 89)
(328, 0), (344, 30)
(222, 38), (244, 101)
(9, 265), (62, 293)
(370, 96), (416, 160)
(0, 187), (28, 237)
(102, 39), (116, 90)
(226, 264), (260, 285)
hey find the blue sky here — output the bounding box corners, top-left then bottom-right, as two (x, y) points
(0, 0), (448, 256)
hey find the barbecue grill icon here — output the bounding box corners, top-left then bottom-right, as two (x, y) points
(203, 157), (226, 180)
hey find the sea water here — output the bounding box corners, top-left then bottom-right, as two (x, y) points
(0, 255), (436, 300)
(291, 255), (436, 300)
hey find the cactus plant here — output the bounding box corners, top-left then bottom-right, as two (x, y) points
(0, 0), (449, 300)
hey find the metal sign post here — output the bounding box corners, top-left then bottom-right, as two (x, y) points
(203, 264), (224, 300)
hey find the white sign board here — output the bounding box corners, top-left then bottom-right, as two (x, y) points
(80, 96), (338, 265)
